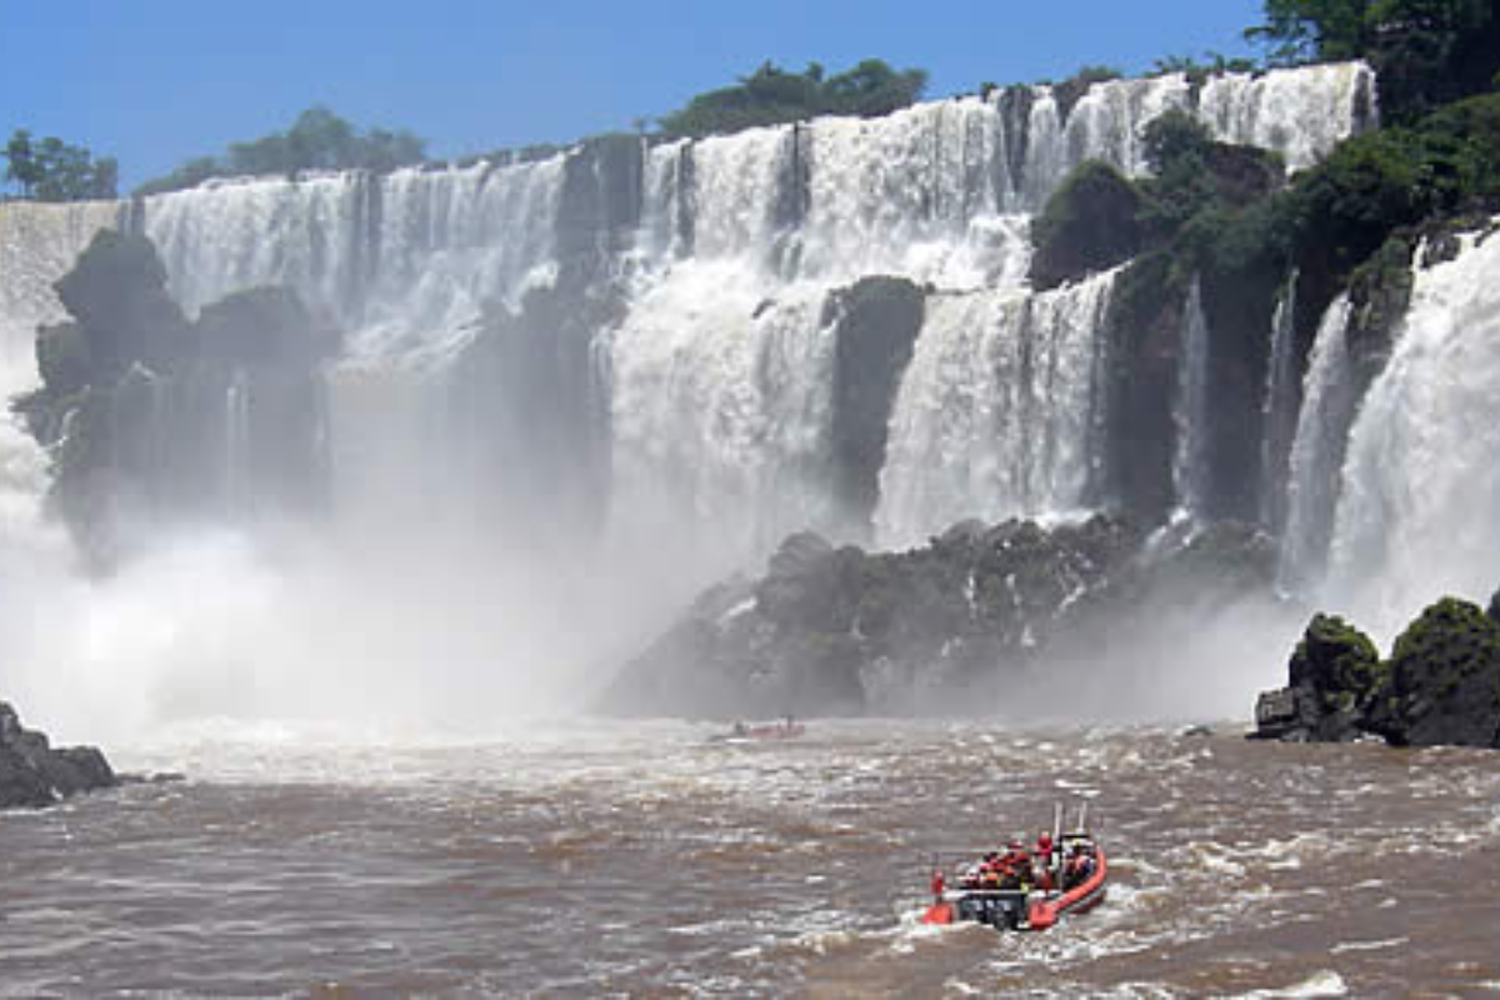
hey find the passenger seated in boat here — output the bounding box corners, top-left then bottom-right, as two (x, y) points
(1062, 845), (1096, 889)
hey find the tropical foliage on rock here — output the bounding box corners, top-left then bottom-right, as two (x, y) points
(656, 59), (928, 138)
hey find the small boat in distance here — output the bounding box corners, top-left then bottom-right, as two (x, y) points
(708, 716), (806, 743)
(920, 804), (1107, 932)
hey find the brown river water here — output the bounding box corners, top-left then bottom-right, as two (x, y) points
(2, 719), (1499, 998)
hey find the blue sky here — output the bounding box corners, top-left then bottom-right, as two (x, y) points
(1, 0), (1267, 192)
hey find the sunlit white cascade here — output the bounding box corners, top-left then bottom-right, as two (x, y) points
(1198, 61), (1377, 173)
(799, 97), (1030, 286)
(1327, 226), (1500, 628)
(1278, 293), (1355, 594)
(1258, 271), (1301, 530)
(142, 156), (566, 367)
(875, 269), (1116, 548)
(1016, 73), (1192, 210)
(1172, 277), (1212, 519)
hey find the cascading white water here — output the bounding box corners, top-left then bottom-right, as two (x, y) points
(874, 269), (1116, 547)
(1172, 277), (1212, 519)
(0, 62), (1384, 737)
(1198, 61), (1377, 173)
(143, 157), (567, 369)
(1258, 271), (1301, 530)
(1327, 226), (1500, 629)
(800, 97), (1031, 286)
(1278, 293), (1355, 593)
(607, 275), (836, 559)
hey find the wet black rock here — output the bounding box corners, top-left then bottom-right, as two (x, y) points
(601, 515), (1276, 720)
(1252, 595), (1500, 749)
(0, 702), (117, 810)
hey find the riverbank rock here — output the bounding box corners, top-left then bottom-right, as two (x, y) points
(1252, 595), (1500, 748)
(0, 702), (117, 809)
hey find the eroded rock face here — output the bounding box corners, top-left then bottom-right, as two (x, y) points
(0, 702), (116, 810)
(1252, 595), (1500, 749)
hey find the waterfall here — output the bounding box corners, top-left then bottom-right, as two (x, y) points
(0, 62), (1376, 577)
(1258, 271), (1301, 531)
(0, 200), (120, 537)
(800, 97), (1030, 286)
(142, 156), (567, 369)
(1278, 293), (1355, 594)
(607, 277), (836, 560)
(1172, 277), (1212, 518)
(1197, 61), (1378, 172)
(1327, 225), (1500, 628)
(874, 269), (1116, 547)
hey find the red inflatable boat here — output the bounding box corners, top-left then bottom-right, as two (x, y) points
(920, 826), (1107, 932)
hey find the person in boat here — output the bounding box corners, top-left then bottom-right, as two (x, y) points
(1063, 843), (1096, 889)
(1034, 831), (1057, 891)
(998, 840), (1032, 891)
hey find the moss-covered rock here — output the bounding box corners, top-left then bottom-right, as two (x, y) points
(1370, 597), (1500, 748)
(1255, 596), (1500, 749)
(1030, 160), (1143, 290)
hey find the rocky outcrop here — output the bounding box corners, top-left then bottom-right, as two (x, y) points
(15, 231), (335, 570)
(0, 702), (116, 810)
(1252, 595), (1500, 748)
(602, 516), (1277, 719)
(826, 276), (926, 532)
(1030, 160), (1144, 291)
(1251, 614), (1384, 742)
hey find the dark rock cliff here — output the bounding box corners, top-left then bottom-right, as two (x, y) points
(0, 702), (116, 810)
(601, 516), (1277, 719)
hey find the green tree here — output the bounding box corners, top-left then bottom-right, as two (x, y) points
(657, 58), (929, 139)
(4, 129), (41, 196)
(142, 107), (427, 195)
(3, 129), (118, 201)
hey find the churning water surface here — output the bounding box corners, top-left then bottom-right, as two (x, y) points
(3, 719), (1498, 997)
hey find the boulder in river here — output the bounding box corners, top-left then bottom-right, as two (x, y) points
(0, 701), (117, 809)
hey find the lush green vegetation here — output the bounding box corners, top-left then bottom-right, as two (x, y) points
(135, 106), (425, 196)
(656, 59), (928, 139)
(2, 130), (118, 201)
